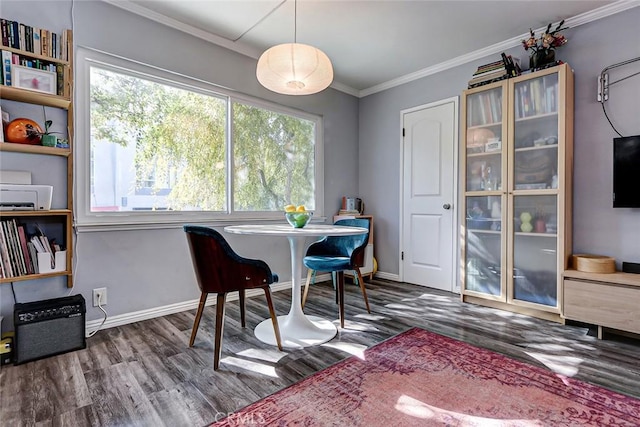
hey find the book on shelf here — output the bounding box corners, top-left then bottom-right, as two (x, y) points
(468, 74), (509, 89)
(501, 53), (521, 78)
(0, 219), (65, 277)
(0, 48), (67, 93)
(472, 59), (504, 75)
(18, 23), (25, 52)
(1, 49), (11, 86)
(33, 27), (41, 55)
(17, 224), (34, 275)
(29, 234), (46, 253)
(0, 19), (8, 47)
(41, 29), (48, 57)
(472, 64), (505, 77)
(10, 21), (19, 49)
(56, 63), (64, 95)
(0, 225), (12, 278)
(468, 54), (521, 88)
(0, 242), (4, 278)
(1, 220), (20, 276)
(3, 220), (17, 276)
(338, 209), (361, 215)
(27, 241), (38, 273)
(472, 67), (506, 78)
(468, 69), (507, 85)
(515, 74), (558, 119)
(0, 19), (73, 94)
(0, 19), (71, 61)
(11, 220), (27, 275)
(467, 89), (503, 126)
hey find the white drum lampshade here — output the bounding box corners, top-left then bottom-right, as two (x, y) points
(256, 43), (333, 95)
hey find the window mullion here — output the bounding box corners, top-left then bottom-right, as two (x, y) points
(227, 98), (234, 215)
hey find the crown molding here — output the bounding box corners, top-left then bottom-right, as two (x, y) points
(329, 80), (360, 97)
(102, 0), (264, 59)
(102, 0), (638, 99)
(359, 0), (640, 97)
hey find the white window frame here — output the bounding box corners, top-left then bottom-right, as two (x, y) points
(75, 47), (324, 230)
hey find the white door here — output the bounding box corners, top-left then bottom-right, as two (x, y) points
(401, 98), (457, 291)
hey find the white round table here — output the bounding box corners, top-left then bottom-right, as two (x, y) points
(224, 223), (368, 348)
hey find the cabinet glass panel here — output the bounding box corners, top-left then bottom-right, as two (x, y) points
(512, 195), (558, 306)
(513, 73), (559, 190)
(465, 195), (502, 296)
(466, 86), (503, 192)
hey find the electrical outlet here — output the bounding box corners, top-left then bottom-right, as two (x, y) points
(93, 287), (107, 307)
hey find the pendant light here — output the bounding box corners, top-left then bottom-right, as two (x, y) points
(256, 0), (333, 95)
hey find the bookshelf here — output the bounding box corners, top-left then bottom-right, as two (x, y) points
(460, 64), (574, 322)
(0, 20), (73, 287)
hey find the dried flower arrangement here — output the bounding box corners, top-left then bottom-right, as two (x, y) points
(522, 20), (568, 54)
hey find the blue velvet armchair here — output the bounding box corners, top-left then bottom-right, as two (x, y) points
(302, 218), (371, 328)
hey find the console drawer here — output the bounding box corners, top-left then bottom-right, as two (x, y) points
(564, 279), (640, 335)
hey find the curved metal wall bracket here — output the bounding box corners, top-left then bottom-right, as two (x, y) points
(598, 56), (640, 102)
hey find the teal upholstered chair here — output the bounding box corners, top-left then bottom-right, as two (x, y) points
(184, 225), (282, 370)
(302, 218), (371, 328)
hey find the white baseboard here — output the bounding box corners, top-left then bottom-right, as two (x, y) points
(374, 271), (399, 281)
(85, 272), (388, 334)
(86, 281), (291, 333)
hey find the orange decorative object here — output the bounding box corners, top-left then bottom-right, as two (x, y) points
(466, 128), (495, 153)
(4, 118), (43, 145)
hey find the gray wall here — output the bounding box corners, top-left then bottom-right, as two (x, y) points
(1, 1), (638, 332)
(0, 1), (359, 331)
(360, 7), (640, 276)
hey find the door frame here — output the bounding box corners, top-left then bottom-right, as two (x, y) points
(399, 96), (460, 293)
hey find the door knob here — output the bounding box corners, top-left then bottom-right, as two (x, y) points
(443, 203), (451, 210)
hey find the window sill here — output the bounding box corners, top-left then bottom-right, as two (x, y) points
(75, 215), (327, 233)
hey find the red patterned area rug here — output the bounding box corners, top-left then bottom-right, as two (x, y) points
(212, 328), (640, 426)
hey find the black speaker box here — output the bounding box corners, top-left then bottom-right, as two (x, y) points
(622, 262), (640, 274)
(14, 294), (86, 365)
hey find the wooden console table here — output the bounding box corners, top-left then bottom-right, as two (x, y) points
(563, 269), (640, 339)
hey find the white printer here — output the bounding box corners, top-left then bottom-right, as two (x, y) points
(0, 170), (53, 211)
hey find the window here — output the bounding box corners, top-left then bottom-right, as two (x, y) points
(233, 101), (316, 211)
(76, 49), (323, 227)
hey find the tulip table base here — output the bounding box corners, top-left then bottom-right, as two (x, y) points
(254, 314), (336, 348)
(224, 224), (367, 349)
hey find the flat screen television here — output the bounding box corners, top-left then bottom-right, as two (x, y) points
(613, 135), (640, 208)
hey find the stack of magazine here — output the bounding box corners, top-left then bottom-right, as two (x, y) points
(468, 53), (521, 89)
(0, 220), (61, 278)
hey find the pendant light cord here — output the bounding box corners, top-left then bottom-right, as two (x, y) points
(294, 0), (297, 43)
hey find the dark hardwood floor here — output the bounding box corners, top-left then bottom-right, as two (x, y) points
(1, 278), (639, 426)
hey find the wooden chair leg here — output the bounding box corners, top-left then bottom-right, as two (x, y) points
(332, 271), (338, 304)
(263, 287), (283, 351)
(189, 292), (208, 347)
(239, 289), (246, 328)
(337, 271), (345, 328)
(302, 269), (313, 309)
(354, 267), (371, 313)
(213, 293), (226, 370)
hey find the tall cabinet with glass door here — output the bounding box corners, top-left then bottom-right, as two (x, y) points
(461, 63), (574, 322)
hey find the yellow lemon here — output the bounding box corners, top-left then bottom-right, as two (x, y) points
(284, 204), (296, 212)
(296, 205), (306, 212)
